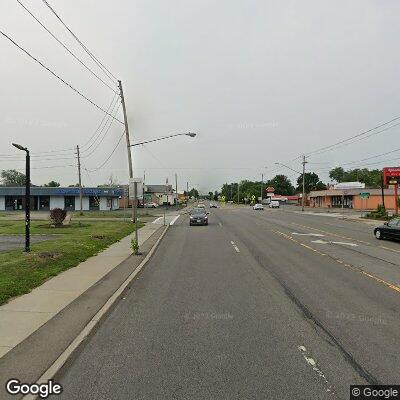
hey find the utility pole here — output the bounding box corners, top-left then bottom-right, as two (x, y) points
(302, 155), (307, 212)
(118, 80), (136, 225)
(230, 184), (233, 201)
(237, 182), (240, 204)
(175, 173), (178, 207)
(261, 173), (264, 202)
(76, 145), (83, 215)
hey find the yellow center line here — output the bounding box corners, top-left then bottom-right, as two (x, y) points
(271, 229), (400, 295)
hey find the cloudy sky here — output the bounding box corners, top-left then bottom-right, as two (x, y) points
(1, 0), (400, 193)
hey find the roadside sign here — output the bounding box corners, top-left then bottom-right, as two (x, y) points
(383, 167), (400, 185)
(266, 186), (275, 193)
(129, 178), (143, 199)
(359, 192), (370, 199)
(221, 195), (226, 202)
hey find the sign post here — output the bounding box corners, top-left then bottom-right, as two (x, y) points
(383, 167), (400, 215)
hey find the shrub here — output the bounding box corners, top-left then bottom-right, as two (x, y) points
(131, 238), (139, 254)
(365, 204), (388, 220)
(50, 208), (67, 226)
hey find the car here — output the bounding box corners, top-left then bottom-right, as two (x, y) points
(197, 204), (206, 209)
(210, 203), (218, 208)
(269, 200), (280, 208)
(144, 202), (158, 208)
(253, 203), (264, 210)
(189, 208), (209, 226)
(374, 218), (400, 241)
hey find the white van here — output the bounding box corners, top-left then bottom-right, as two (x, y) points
(269, 200), (280, 208)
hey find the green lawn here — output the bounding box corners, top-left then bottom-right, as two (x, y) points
(0, 220), (141, 305)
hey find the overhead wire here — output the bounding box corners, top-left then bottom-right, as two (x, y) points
(41, 0), (118, 83)
(0, 29), (123, 124)
(16, 0), (118, 94)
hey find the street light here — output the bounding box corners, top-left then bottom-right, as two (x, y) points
(129, 132), (196, 254)
(274, 159), (307, 212)
(12, 143), (30, 252)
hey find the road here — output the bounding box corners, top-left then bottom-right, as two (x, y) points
(53, 206), (400, 399)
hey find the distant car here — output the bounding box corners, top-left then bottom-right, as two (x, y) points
(253, 203), (264, 210)
(210, 203), (218, 208)
(145, 202), (158, 208)
(374, 218), (400, 241)
(189, 208), (209, 226)
(269, 201), (280, 208)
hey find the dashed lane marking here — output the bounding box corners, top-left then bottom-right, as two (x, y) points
(298, 346), (334, 394)
(230, 241), (240, 253)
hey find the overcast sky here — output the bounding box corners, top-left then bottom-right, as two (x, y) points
(1, 0), (400, 193)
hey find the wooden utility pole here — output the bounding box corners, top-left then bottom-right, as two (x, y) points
(118, 80), (136, 225)
(261, 173), (264, 201)
(76, 145), (83, 215)
(301, 155), (307, 212)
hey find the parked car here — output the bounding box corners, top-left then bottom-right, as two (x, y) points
(210, 203), (218, 208)
(253, 203), (264, 210)
(145, 202), (158, 208)
(269, 201), (280, 208)
(189, 208), (209, 226)
(374, 218), (400, 241)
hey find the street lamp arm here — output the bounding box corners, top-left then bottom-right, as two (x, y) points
(130, 132), (196, 147)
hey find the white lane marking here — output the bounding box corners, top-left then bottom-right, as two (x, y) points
(230, 241), (240, 253)
(219, 222), (222, 227)
(298, 346), (333, 393)
(312, 239), (358, 247)
(292, 232), (325, 237)
(170, 215), (180, 225)
(152, 217), (164, 224)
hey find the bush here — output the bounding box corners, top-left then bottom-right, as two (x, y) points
(50, 208), (67, 226)
(365, 204), (388, 220)
(131, 238), (139, 254)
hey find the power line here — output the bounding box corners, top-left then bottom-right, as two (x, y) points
(87, 131), (125, 172)
(306, 117), (400, 157)
(41, 0), (118, 83)
(16, 0), (118, 94)
(0, 29), (123, 124)
(81, 99), (121, 157)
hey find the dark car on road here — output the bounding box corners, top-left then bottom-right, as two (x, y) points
(189, 208), (209, 226)
(374, 218), (400, 241)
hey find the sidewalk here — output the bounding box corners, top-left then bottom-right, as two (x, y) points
(0, 222), (162, 359)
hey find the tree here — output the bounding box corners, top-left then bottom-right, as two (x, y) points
(44, 181), (60, 187)
(265, 175), (295, 196)
(329, 167), (382, 188)
(329, 167), (345, 183)
(208, 191), (213, 200)
(296, 172), (326, 193)
(189, 188), (199, 198)
(0, 169), (26, 186)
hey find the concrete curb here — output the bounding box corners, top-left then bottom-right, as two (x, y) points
(22, 225), (169, 400)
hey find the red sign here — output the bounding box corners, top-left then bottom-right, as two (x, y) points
(266, 186), (275, 193)
(383, 167), (400, 185)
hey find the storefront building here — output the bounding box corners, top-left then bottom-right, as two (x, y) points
(309, 188), (398, 211)
(0, 187), (123, 211)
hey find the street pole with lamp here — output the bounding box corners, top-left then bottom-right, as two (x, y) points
(129, 132), (196, 249)
(260, 173), (264, 202)
(12, 143), (30, 252)
(274, 160), (307, 211)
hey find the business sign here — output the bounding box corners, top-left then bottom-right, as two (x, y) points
(266, 186), (275, 193)
(359, 192), (370, 199)
(383, 167), (400, 185)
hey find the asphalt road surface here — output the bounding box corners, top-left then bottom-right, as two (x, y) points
(53, 206), (400, 399)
